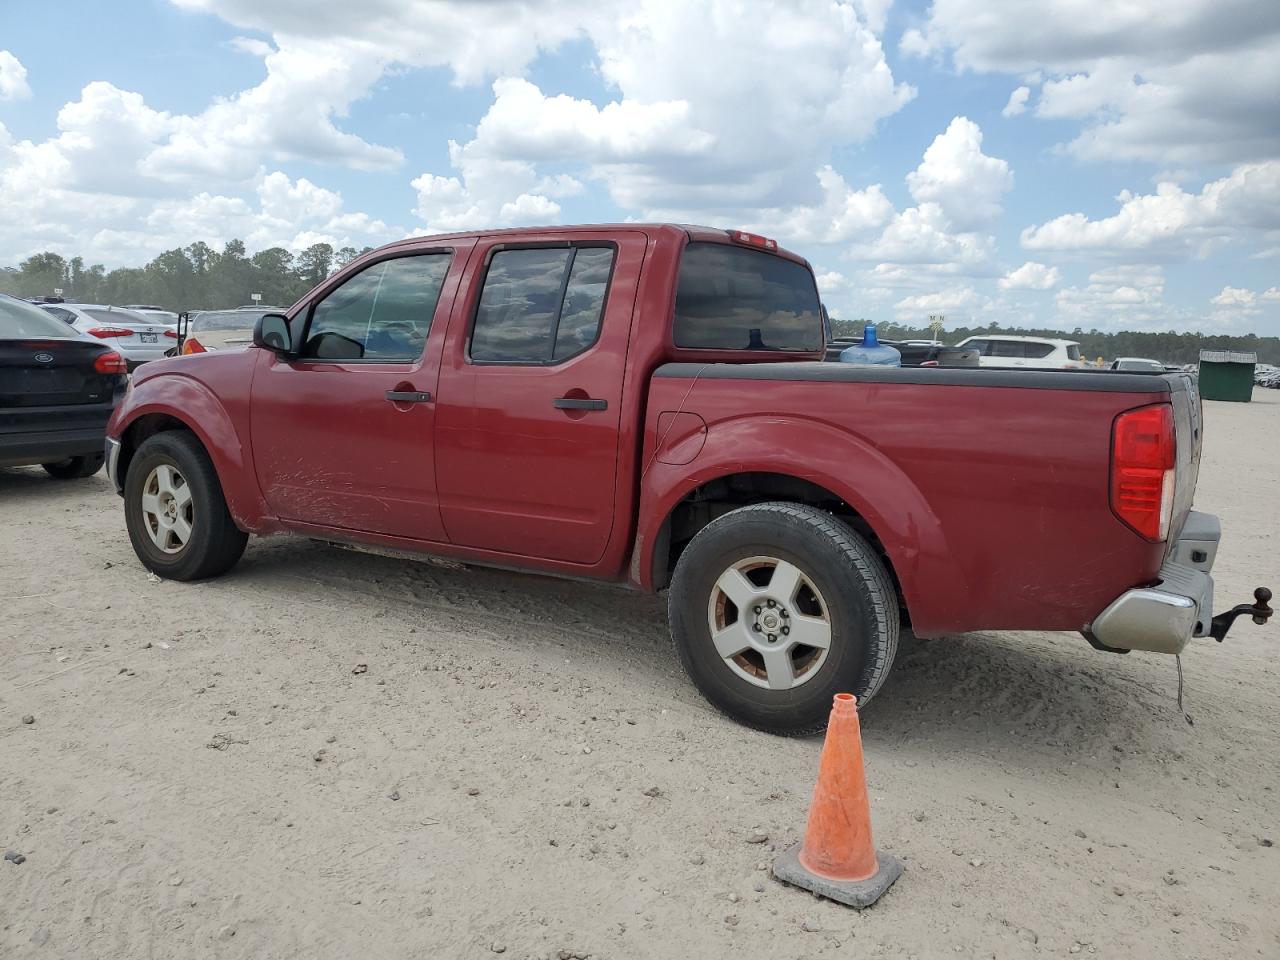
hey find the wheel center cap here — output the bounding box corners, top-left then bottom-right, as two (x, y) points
(762, 612), (780, 630)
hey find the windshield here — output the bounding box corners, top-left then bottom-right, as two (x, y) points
(1117, 359), (1164, 372)
(673, 242), (823, 351)
(0, 296), (80, 339)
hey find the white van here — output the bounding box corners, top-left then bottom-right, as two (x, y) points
(955, 335), (1084, 369)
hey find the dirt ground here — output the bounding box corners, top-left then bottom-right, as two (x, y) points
(2, 389), (1277, 960)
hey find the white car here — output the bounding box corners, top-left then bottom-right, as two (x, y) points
(181, 307), (288, 353)
(122, 304), (182, 325)
(1110, 357), (1166, 373)
(39, 303), (178, 368)
(954, 335), (1084, 369)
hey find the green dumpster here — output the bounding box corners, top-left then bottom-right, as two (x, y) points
(1198, 350), (1256, 402)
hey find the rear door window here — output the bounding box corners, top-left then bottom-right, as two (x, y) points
(1023, 342), (1055, 359)
(470, 246), (616, 364)
(673, 242), (822, 351)
(989, 340), (1025, 358)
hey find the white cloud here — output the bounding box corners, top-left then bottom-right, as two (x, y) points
(1265, 287), (1280, 302)
(0, 51), (30, 101)
(999, 261), (1061, 290)
(901, 0), (1280, 167)
(1001, 85), (1030, 118)
(1053, 265), (1177, 330)
(1021, 161), (1280, 257)
(894, 286), (981, 317)
(409, 0), (912, 224)
(906, 117), (1012, 229)
(1210, 286), (1257, 307)
(815, 270), (850, 295)
(750, 167), (894, 245)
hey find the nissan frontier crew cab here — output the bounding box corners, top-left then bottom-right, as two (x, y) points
(104, 224), (1272, 734)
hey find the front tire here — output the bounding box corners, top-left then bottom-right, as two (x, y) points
(668, 502), (899, 736)
(124, 431), (248, 581)
(42, 454), (104, 479)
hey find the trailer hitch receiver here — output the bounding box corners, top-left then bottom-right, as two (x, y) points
(1209, 587), (1273, 642)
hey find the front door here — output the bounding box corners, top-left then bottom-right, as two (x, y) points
(250, 245), (471, 541)
(434, 232), (644, 565)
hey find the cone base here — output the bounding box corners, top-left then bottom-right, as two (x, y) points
(772, 842), (902, 909)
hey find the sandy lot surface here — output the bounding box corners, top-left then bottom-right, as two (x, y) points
(2, 390), (1277, 959)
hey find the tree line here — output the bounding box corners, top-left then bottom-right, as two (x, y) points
(0, 241), (373, 312)
(829, 318), (1280, 365)
(2, 243), (1276, 364)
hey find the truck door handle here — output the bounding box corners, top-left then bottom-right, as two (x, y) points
(385, 390), (432, 403)
(553, 397), (607, 411)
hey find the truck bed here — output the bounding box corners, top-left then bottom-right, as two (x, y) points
(642, 362), (1200, 637)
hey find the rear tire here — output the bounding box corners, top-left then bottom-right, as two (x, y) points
(124, 431), (247, 581)
(668, 502), (899, 736)
(42, 455), (104, 479)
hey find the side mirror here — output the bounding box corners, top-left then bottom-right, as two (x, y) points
(253, 313), (292, 353)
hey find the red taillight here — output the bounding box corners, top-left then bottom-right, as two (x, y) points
(728, 230), (778, 251)
(181, 337), (206, 354)
(88, 327), (131, 338)
(94, 351), (127, 374)
(164, 329), (179, 339)
(1111, 404), (1175, 541)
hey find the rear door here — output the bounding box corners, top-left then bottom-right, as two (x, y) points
(434, 231), (644, 564)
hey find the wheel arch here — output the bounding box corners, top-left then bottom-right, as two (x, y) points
(634, 412), (966, 634)
(114, 376), (271, 532)
(644, 470), (912, 626)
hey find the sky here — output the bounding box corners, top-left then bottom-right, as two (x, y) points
(0, 0), (1278, 335)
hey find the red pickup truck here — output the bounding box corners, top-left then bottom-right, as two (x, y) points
(104, 224), (1270, 734)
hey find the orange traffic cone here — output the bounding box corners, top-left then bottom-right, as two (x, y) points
(773, 693), (902, 908)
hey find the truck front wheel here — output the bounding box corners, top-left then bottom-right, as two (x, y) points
(668, 502), (899, 736)
(123, 431), (248, 581)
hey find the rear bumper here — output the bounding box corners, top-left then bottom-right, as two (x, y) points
(0, 401), (114, 468)
(0, 427), (108, 467)
(1084, 511), (1219, 654)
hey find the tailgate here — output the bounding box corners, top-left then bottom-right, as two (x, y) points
(1167, 372), (1202, 547)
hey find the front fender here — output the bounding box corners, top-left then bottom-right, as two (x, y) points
(635, 414), (965, 634)
(110, 374), (275, 533)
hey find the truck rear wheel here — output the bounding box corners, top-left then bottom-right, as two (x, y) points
(123, 431), (248, 581)
(668, 502), (899, 736)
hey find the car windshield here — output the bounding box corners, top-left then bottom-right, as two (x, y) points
(0, 296), (79, 338)
(1117, 359), (1164, 372)
(192, 310), (267, 332)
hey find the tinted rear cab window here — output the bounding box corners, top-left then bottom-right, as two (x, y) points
(673, 243), (822, 351)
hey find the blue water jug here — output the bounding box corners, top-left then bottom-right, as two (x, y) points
(838, 324), (901, 366)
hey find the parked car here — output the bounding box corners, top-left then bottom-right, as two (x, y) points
(1, 294), (127, 478)
(122, 305), (182, 326)
(955, 335), (1085, 369)
(824, 337), (980, 366)
(39, 303), (179, 370)
(103, 224), (1270, 734)
(1111, 357), (1167, 373)
(181, 307), (288, 354)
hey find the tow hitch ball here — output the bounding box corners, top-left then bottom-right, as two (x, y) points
(1209, 587), (1273, 642)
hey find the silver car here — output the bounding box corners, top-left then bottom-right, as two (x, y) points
(40, 303), (178, 368)
(182, 307), (287, 353)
